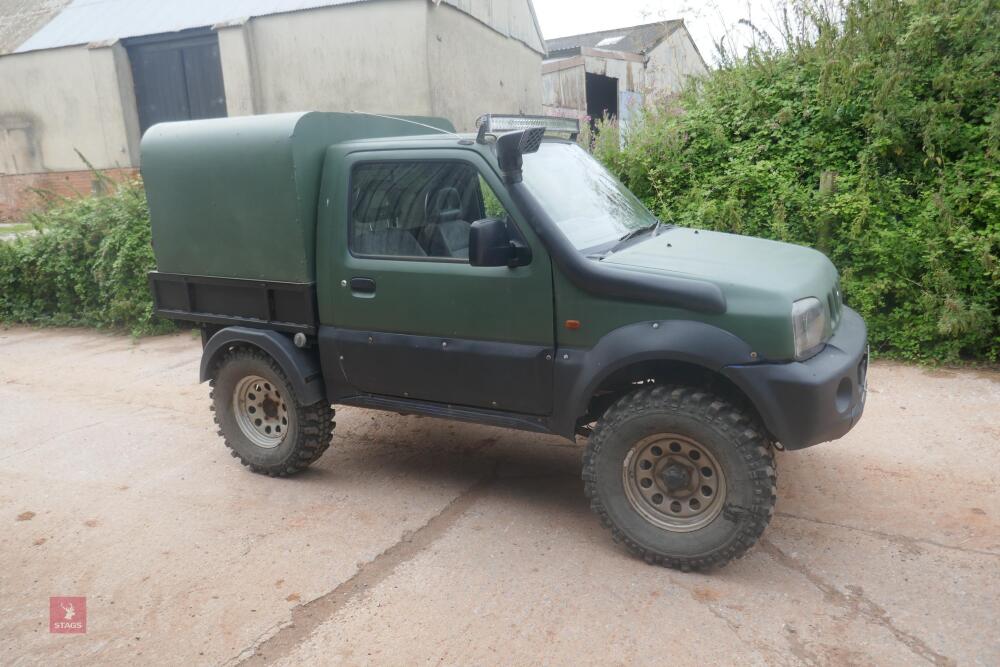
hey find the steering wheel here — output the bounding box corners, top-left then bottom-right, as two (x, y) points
(426, 187), (463, 223)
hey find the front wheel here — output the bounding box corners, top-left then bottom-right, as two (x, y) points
(583, 385), (776, 571)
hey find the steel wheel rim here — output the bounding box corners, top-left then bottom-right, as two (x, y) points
(233, 375), (289, 449)
(622, 433), (727, 532)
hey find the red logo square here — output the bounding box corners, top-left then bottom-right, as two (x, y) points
(49, 597), (86, 634)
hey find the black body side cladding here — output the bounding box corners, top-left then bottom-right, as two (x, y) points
(318, 327), (553, 415)
(317, 319), (762, 441)
(505, 178), (726, 314)
(200, 327), (326, 406)
(723, 307), (868, 450)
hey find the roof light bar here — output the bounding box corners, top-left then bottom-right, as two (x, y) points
(476, 114), (579, 139)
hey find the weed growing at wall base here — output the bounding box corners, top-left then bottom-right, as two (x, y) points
(0, 176), (174, 336)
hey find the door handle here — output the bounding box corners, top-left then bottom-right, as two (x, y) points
(349, 277), (376, 294)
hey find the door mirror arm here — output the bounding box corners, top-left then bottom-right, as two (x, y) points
(470, 218), (531, 268)
(507, 237), (532, 268)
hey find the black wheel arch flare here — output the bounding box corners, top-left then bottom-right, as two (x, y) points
(200, 327), (326, 406)
(552, 319), (762, 438)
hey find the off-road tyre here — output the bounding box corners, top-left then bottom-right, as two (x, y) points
(209, 347), (334, 476)
(582, 385), (776, 571)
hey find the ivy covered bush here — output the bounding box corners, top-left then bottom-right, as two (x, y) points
(0, 177), (173, 336)
(595, 0), (998, 361)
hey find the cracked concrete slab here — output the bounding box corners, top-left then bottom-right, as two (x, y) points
(0, 326), (997, 665)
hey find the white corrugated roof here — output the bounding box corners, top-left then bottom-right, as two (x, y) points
(14, 0), (369, 53)
(14, 0), (545, 55)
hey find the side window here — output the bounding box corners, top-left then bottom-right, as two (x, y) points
(350, 161), (509, 260)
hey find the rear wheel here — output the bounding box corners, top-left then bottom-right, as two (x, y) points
(583, 385), (775, 571)
(210, 348), (334, 476)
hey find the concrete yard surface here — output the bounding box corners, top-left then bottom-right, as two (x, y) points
(1, 326), (998, 666)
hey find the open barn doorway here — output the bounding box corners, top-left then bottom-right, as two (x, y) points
(585, 72), (619, 131)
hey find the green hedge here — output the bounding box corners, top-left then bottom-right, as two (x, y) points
(0, 177), (173, 336)
(594, 0), (998, 362)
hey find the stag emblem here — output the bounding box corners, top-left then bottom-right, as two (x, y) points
(50, 596), (85, 633)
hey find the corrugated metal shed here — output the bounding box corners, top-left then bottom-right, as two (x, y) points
(0, 0), (72, 54)
(545, 19), (683, 57)
(13, 0), (545, 55)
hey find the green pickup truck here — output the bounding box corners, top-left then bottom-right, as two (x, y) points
(144, 112), (868, 571)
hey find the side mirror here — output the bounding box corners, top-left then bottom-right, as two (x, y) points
(469, 218), (531, 268)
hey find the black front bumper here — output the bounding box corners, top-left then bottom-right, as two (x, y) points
(722, 307), (868, 450)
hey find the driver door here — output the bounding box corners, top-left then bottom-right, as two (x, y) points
(319, 148), (554, 415)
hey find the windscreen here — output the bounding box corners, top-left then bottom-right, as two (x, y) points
(520, 142), (658, 252)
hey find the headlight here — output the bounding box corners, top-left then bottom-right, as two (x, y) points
(792, 297), (827, 360)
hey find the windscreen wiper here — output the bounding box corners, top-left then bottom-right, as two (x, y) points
(610, 221), (661, 252)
